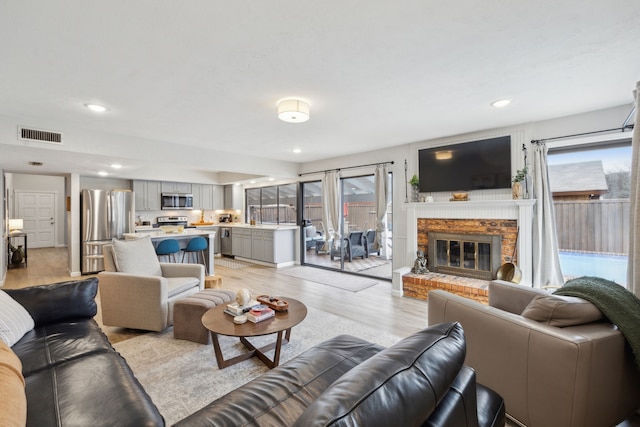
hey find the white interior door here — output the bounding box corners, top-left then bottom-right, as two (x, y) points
(16, 191), (56, 248)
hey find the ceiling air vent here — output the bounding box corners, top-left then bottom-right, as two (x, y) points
(18, 126), (63, 145)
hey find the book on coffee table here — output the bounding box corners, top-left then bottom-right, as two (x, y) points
(225, 300), (260, 316)
(246, 307), (275, 323)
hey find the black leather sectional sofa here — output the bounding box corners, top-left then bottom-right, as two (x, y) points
(5, 278), (164, 426)
(177, 321), (505, 427)
(4, 278), (505, 427)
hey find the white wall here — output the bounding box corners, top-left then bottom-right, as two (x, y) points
(300, 103), (635, 285)
(1, 170), (6, 286)
(80, 177), (132, 191)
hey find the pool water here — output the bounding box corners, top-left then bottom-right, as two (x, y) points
(559, 251), (628, 286)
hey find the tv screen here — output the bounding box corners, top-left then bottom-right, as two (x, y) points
(418, 136), (512, 193)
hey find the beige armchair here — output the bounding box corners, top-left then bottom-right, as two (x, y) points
(98, 236), (204, 332)
(428, 280), (640, 427)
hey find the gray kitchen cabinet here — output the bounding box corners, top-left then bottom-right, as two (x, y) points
(251, 230), (268, 262)
(224, 184), (243, 210)
(251, 229), (294, 263)
(192, 184), (214, 210)
(232, 228), (252, 258)
(161, 182), (192, 193)
(133, 180), (161, 211)
(231, 227), (295, 264)
(212, 185), (224, 209)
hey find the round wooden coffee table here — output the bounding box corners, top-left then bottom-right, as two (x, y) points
(201, 297), (307, 369)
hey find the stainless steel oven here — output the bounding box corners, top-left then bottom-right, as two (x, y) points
(161, 193), (193, 210)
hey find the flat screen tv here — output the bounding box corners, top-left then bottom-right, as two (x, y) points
(418, 136), (511, 193)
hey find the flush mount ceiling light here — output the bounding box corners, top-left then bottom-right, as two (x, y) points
(277, 99), (309, 123)
(84, 103), (109, 113)
(491, 99), (511, 108)
(292, 148), (302, 154)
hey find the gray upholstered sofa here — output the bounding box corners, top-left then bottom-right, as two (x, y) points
(428, 280), (640, 427)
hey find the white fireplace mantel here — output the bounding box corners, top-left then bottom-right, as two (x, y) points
(403, 199), (536, 287)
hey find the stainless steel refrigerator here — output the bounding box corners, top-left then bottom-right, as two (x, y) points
(81, 189), (135, 274)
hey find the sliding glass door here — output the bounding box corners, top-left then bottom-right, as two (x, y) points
(301, 173), (392, 279)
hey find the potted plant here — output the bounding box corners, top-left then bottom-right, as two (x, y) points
(408, 174), (420, 202)
(512, 167), (527, 199)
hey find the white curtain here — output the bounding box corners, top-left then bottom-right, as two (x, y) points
(532, 142), (564, 287)
(321, 171), (341, 251)
(374, 164), (389, 249)
(628, 81), (640, 296)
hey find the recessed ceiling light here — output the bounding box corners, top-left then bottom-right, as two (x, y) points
(491, 99), (511, 108)
(98, 171), (108, 176)
(84, 103), (109, 113)
(110, 163), (122, 169)
(292, 148), (302, 154)
(268, 177), (275, 181)
(250, 180), (256, 184)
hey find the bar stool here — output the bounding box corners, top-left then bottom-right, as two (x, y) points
(182, 236), (208, 274)
(155, 239), (180, 263)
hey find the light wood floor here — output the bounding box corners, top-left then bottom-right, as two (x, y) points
(3, 247), (428, 344)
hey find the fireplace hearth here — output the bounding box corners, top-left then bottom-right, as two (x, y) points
(427, 232), (501, 280)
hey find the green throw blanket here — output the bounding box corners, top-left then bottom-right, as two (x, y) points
(555, 276), (640, 370)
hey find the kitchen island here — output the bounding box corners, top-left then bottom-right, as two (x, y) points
(227, 224), (298, 267)
(123, 229), (217, 274)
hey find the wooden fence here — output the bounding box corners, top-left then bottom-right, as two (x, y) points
(554, 199), (629, 255)
(302, 203), (394, 233)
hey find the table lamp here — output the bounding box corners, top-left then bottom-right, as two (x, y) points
(9, 219), (23, 234)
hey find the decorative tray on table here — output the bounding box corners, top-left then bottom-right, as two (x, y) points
(256, 295), (289, 312)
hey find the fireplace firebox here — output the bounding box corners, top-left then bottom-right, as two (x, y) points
(427, 232), (502, 280)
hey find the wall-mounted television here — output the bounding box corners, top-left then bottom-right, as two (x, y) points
(418, 136), (512, 193)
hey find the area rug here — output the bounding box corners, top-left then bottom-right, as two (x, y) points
(113, 307), (401, 424)
(213, 257), (255, 269)
(278, 266), (379, 292)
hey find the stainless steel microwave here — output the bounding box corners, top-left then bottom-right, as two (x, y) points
(161, 193), (193, 210)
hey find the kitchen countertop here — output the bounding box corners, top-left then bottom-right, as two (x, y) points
(125, 228), (217, 239)
(132, 224), (299, 236)
(211, 223), (298, 230)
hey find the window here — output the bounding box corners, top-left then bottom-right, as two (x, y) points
(245, 184), (297, 225)
(548, 140), (631, 285)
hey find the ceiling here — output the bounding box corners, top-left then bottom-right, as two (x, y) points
(1, 1), (639, 182)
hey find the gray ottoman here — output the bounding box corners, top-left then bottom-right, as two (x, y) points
(173, 289), (236, 344)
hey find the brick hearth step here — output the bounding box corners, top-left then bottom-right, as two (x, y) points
(403, 272), (489, 304)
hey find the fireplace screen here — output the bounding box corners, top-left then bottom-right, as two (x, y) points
(428, 232), (501, 280)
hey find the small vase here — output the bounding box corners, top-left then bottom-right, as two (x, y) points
(512, 181), (522, 199)
(11, 245), (24, 264)
(411, 186), (420, 202)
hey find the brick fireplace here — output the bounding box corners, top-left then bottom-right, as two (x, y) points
(396, 199), (535, 299)
(420, 218), (518, 280)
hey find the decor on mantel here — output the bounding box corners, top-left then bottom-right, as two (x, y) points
(512, 166), (528, 199)
(450, 191), (469, 202)
(409, 174), (420, 202)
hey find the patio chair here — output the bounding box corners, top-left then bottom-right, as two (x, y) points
(303, 222), (324, 250)
(364, 229), (379, 256)
(330, 231), (367, 262)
